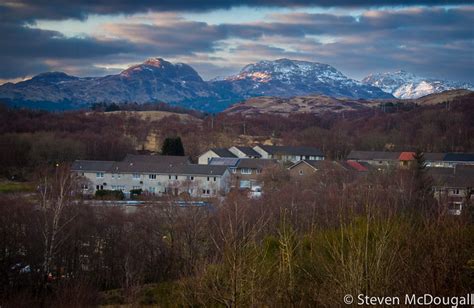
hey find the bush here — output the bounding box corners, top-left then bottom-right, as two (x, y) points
(95, 189), (124, 200)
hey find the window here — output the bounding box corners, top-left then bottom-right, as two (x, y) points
(452, 189), (461, 195)
(149, 174), (157, 180)
(175, 175), (178, 180)
(188, 176), (194, 180)
(169, 175), (172, 180)
(214, 177), (217, 181)
(149, 187), (156, 194)
(240, 180), (251, 189)
(133, 173), (140, 180)
(117, 174), (121, 179)
(96, 172), (104, 178)
(132, 186), (141, 190)
(81, 184), (88, 190)
(299, 170), (304, 175)
(207, 177), (210, 181)
(230, 168), (237, 174)
(241, 168), (252, 175)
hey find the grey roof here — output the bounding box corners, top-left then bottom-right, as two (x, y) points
(423, 153), (446, 161)
(443, 153), (474, 162)
(347, 150), (400, 160)
(428, 165), (474, 188)
(234, 146), (261, 157)
(256, 145), (324, 157)
(123, 154), (190, 165)
(71, 160), (115, 172)
(211, 148), (237, 158)
(236, 158), (278, 169)
(209, 157), (240, 167)
(72, 155), (228, 176)
(289, 160), (346, 171)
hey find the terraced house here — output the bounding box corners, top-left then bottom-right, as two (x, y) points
(72, 154), (231, 198)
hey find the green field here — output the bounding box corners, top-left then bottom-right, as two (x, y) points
(0, 181), (34, 193)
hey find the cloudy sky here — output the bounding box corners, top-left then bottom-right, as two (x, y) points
(0, 1), (473, 84)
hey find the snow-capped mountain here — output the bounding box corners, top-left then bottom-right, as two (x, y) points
(362, 70), (473, 99)
(0, 57), (398, 112)
(211, 58), (392, 100)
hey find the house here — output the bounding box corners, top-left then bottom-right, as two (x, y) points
(442, 153), (474, 168)
(209, 157), (277, 189)
(228, 146), (262, 159)
(347, 150), (400, 168)
(399, 152), (416, 169)
(72, 155), (231, 198)
(198, 148), (237, 165)
(428, 165), (474, 215)
(253, 145), (324, 163)
(424, 153), (446, 167)
(288, 160), (369, 178)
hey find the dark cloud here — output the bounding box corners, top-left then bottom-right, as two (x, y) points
(3, 0), (472, 21)
(0, 1), (472, 82)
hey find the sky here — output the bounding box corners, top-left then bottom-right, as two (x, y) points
(0, 1), (473, 84)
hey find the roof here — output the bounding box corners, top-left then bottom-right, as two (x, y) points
(210, 148), (237, 158)
(236, 158), (278, 169)
(443, 153), (474, 162)
(423, 153), (446, 161)
(256, 145), (324, 157)
(73, 155), (228, 176)
(123, 154), (190, 165)
(71, 160), (115, 172)
(399, 152), (416, 161)
(288, 160), (344, 171)
(208, 157), (240, 167)
(233, 146), (261, 157)
(344, 160), (369, 172)
(428, 165), (474, 188)
(347, 150), (400, 161)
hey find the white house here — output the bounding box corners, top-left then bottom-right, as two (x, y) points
(198, 148), (237, 164)
(72, 154), (231, 198)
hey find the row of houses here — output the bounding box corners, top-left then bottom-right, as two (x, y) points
(347, 151), (474, 168)
(72, 154), (231, 198)
(72, 148), (473, 212)
(198, 145), (325, 164)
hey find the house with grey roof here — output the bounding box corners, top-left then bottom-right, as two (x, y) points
(72, 155), (231, 198)
(198, 148), (236, 165)
(209, 157), (277, 189)
(228, 146), (262, 159)
(253, 145), (324, 163)
(429, 165), (474, 215)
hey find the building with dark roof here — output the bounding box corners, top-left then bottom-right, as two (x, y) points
(209, 157), (277, 189)
(72, 154), (231, 198)
(229, 146), (262, 159)
(428, 165), (474, 215)
(253, 145), (324, 163)
(198, 148), (237, 164)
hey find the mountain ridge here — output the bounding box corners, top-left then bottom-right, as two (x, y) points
(1, 57), (471, 112)
(362, 70), (473, 99)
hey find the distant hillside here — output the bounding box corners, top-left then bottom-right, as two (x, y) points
(224, 90), (473, 116)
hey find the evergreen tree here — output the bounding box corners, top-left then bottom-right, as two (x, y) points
(412, 149), (432, 207)
(161, 137), (185, 156)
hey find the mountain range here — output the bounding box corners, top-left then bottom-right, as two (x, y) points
(0, 58), (471, 112)
(362, 70), (473, 99)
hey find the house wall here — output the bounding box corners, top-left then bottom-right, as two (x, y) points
(289, 163), (316, 177)
(252, 146), (270, 159)
(198, 150), (219, 165)
(229, 167), (262, 189)
(228, 147), (247, 158)
(77, 170), (230, 198)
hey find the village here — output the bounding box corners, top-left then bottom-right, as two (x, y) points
(72, 145), (474, 215)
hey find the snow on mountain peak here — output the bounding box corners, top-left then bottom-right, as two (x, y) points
(362, 70), (473, 99)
